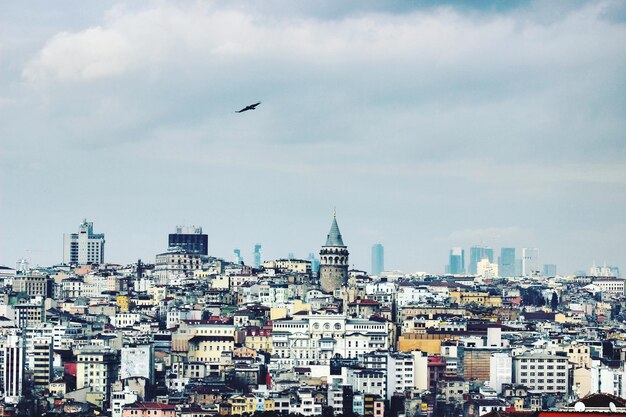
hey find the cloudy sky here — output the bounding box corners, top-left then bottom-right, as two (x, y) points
(1, 0), (625, 275)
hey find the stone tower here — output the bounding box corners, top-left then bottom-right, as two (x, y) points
(319, 212), (349, 293)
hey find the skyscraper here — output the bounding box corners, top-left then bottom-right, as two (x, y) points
(63, 219), (105, 265)
(307, 252), (320, 274)
(543, 264), (557, 277)
(499, 248), (516, 277)
(522, 248), (539, 276)
(233, 249), (243, 265)
(168, 226), (208, 255)
(469, 246), (494, 275)
(319, 212), (349, 293)
(371, 243), (384, 276)
(253, 244), (262, 268)
(448, 247), (465, 275)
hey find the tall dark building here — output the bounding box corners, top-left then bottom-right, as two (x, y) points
(499, 247), (516, 277)
(168, 226), (208, 255)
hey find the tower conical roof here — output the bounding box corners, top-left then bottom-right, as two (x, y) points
(325, 215), (345, 247)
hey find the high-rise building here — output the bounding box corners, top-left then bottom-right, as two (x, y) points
(448, 247), (465, 275)
(319, 213), (349, 293)
(253, 244), (262, 268)
(168, 226), (208, 255)
(543, 264), (557, 277)
(499, 248), (516, 277)
(63, 219), (105, 265)
(469, 246), (493, 275)
(76, 347), (117, 408)
(307, 253), (320, 274)
(31, 337), (53, 391)
(522, 248), (539, 276)
(371, 244), (384, 276)
(1, 333), (24, 403)
(233, 249), (243, 265)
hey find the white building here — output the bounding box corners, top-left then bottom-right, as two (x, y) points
(591, 278), (625, 295)
(0, 333), (24, 403)
(522, 248), (539, 277)
(591, 365), (626, 398)
(272, 314), (389, 367)
(477, 259), (499, 280)
(154, 249), (202, 284)
(513, 353), (568, 393)
(489, 352), (512, 393)
(121, 345), (154, 383)
(111, 387), (138, 417)
(63, 219), (105, 265)
(362, 351), (415, 400)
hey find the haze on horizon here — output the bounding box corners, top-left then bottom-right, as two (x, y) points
(1, 0), (625, 275)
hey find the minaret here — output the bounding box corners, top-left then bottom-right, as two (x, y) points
(319, 211), (349, 293)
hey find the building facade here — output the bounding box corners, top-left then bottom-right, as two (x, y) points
(168, 226), (208, 255)
(63, 219), (105, 265)
(513, 353), (568, 394)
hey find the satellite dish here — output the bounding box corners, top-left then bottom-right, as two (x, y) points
(574, 402), (586, 412)
(610, 402), (617, 412)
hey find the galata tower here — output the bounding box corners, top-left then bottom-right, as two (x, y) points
(319, 211), (349, 293)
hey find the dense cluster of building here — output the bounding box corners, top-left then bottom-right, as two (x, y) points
(0, 216), (624, 417)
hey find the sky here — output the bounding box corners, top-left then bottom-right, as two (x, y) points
(1, 0), (625, 275)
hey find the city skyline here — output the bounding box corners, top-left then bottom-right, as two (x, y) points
(1, 1), (625, 275)
(2, 216), (620, 276)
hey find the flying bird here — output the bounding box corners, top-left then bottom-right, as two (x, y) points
(236, 102), (261, 113)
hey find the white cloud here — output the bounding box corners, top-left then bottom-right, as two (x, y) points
(23, 27), (133, 82)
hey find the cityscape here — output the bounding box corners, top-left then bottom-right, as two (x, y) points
(1, 1), (625, 417)
(0, 216), (624, 417)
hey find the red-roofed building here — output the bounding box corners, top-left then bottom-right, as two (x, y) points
(122, 402), (176, 417)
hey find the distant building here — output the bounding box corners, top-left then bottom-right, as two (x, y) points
(63, 219), (105, 265)
(543, 264), (557, 277)
(168, 226), (207, 255)
(307, 253), (320, 274)
(319, 213), (349, 293)
(371, 243), (384, 276)
(263, 259), (312, 274)
(589, 262), (619, 277)
(253, 244), (262, 268)
(477, 258), (499, 279)
(522, 248), (539, 276)
(233, 249), (243, 265)
(469, 246), (493, 275)
(499, 248), (516, 277)
(448, 247), (465, 274)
